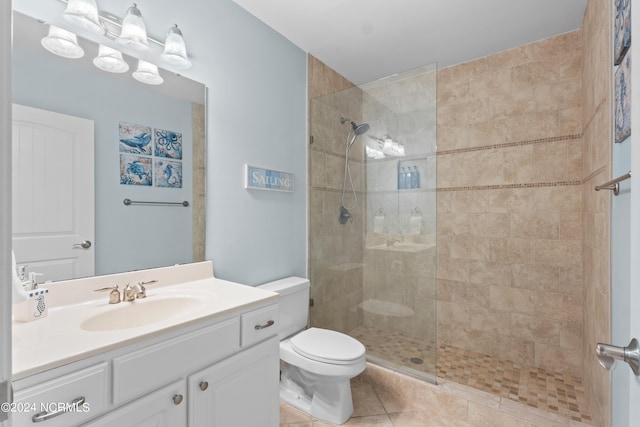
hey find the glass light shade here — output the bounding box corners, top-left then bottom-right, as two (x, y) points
(41, 26), (84, 59)
(93, 45), (129, 73)
(63, 0), (104, 35)
(160, 25), (192, 69)
(116, 3), (148, 50)
(132, 60), (163, 85)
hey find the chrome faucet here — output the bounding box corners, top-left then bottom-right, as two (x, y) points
(95, 280), (159, 304)
(134, 280), (158, 299)
(123, 283), (137, 302)
(94, 285), (121, 304)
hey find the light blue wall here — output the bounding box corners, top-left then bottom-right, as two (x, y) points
(13, 47), (194, 275)
(184, 1), (308, 286)
(611, 136), (631, 427)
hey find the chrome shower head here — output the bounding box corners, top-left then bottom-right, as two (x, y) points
(340, 117), (369, 136)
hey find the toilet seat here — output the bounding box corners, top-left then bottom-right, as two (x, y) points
(290, 327), (365, 365)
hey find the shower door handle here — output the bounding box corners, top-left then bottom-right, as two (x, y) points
(595, 338), (640, 376)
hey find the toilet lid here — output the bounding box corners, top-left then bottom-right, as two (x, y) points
(290, 328), (365, 365)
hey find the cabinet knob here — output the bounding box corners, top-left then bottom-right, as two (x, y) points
(172, 394), (184, 405)
(199, 381), (209, 391)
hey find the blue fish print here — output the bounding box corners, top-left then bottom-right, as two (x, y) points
(120, 132), (151, 153)
(127, 160), (148, 179)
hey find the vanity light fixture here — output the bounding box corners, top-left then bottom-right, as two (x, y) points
(160, 25), (192, 69)
(62, 0), (104, 35)
(46, 0), (194, 83)
(116, 3), (149, 51)
(93, 44), (129, 73)
(41, 25), (85, 59)
(132, 59), (164, 85)
(367, 135), (406, 158)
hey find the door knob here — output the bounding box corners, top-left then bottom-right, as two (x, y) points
(73, 240), (92, 249)
(595, 338), (640, 376)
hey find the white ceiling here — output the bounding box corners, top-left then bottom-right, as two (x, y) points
(232, 0), (588, 85)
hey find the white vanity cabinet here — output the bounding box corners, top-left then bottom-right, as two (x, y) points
(188, 336), (279, 426)
(11, 302), (280, 427)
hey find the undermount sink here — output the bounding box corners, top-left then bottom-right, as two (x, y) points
(80, 294), (208, 332)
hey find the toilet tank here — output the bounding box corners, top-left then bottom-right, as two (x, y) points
(258, 277), (310, 340)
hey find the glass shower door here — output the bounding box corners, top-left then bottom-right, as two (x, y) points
(308, 63), (438, 382)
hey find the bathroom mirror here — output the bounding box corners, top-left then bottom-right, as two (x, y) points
(11, 11), (206, 281)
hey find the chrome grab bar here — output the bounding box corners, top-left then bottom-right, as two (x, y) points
(594, 171), (631, 196)
(123, 198), (189, 207)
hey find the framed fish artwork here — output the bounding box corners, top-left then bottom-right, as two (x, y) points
(154, 128), (183, 159)
(120, 154), (152, 186)
(119, 122), (153, 155)
(155, 159), (183, 188)
(614, 0), (631, 65)
(615, 51), (631, 143)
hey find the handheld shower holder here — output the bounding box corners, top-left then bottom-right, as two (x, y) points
(339, 206), (353, 224)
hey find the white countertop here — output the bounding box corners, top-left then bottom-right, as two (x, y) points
(12, 262), (278, 380)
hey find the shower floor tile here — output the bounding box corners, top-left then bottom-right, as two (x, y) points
(349, 327), (592, 424)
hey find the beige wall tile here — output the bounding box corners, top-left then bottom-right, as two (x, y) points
(489, 286), (535, 315)
(535, 343), (582, 377)
(535, 239), (582, 267)
(490, 238), (535, 264)
(511, 313), (560, 345)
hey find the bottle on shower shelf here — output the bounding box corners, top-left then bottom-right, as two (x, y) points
(411, 166), (420, 189)
(398, 166), (406, 189)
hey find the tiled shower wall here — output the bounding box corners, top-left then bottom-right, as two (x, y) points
(436, 31), (585, 376)
(308, 56), (365, 333)
(581, 0), (612, 425)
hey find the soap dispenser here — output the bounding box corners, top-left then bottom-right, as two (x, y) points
(12, 253), (48, 322)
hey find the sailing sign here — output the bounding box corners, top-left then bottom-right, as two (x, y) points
(244, 164), (294, 192)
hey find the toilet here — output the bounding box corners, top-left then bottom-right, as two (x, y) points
(259, 277), (366, 425)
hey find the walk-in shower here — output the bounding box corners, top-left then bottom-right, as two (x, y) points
(339, 117), (369, 225)
(309, 46), (592, 423)
(309, 64), (438, 383)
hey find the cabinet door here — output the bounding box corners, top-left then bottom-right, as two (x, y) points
(188, 337), (279, 427)
(83, 380), (186, 427)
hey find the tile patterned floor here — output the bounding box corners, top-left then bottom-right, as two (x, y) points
(280, 363), (595, 427)
(348, 327), (592, 424)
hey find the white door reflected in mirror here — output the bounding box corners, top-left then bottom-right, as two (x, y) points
(12, 104), (95, 282)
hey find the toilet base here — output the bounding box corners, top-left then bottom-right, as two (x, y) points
(280, 362), (355, 425)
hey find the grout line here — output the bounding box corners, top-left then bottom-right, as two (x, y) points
(436, 134), (582, 156)
(438, 180), (582, 192)
(581, 165), (607, 184)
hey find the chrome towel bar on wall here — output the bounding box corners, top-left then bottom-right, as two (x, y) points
(594, 171), (631, 196)
(123, 198), (190, 207)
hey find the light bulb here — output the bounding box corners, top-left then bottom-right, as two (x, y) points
(63, 0), (104, 35)
(116, 3), (148, 50)
(41, 26), (84, 59)
(93, 45), (129, 73)
(160, 25), (192, 69)
(132, 60), (163, 85)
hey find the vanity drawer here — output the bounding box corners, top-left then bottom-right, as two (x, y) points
(12, 362), (109, 427)
(112, 317), (240, 405)
(241, 304), (279, 347)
